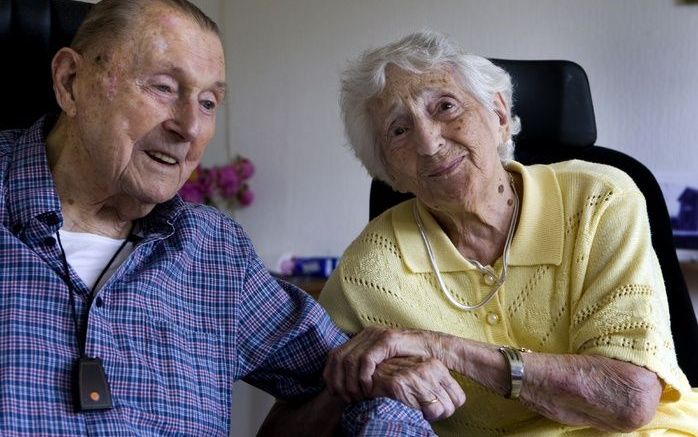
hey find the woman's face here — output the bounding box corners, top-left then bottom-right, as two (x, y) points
(369, 65), (510, 211)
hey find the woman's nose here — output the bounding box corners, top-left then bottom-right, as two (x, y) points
(413, 118), (443, 156)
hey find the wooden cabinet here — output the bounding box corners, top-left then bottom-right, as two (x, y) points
(273, 274), (326, 299)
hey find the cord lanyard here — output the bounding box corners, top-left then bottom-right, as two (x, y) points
(55, 230), (135, 411)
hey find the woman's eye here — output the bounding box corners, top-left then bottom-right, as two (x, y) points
(392, 126), (407, 137)
(439, 101), (455, 111)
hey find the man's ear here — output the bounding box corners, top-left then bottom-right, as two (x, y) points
(51, 48), (83, 118)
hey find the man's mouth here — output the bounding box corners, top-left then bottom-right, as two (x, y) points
(146, 151), (179, 165)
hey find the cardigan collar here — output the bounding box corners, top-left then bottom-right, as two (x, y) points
(394, 161), (564, 273)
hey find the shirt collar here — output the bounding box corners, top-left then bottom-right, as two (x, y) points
(7, 116), (63, 232)
(393, 161), (564, 273)
(137, 196), (184, 239)
(506, 161), (564, 266)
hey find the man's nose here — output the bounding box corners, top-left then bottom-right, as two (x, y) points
(413, 118), (443, 156)
(164, 99), (200, 142)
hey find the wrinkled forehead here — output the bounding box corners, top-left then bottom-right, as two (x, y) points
(111, 6), (225, 77)
(368, 65), (466, 119)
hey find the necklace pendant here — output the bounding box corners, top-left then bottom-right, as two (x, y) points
(73, 357), (113, 411)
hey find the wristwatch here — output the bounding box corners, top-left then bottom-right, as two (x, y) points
(498, 346), (530, 399)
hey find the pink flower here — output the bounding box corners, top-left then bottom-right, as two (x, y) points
(235, 158), (255, 180)
(179, 157), (254, 208)
(179, 181), (206, 204)
(237, 185), (255, 206)
(216, 164), (241, 198)
(198, 167), (215, 198)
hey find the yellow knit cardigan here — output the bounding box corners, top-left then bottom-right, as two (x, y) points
(320, 160), (698, 436)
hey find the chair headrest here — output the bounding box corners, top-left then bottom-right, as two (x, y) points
(491, 59), (597, 148)
(0, 0), (92, 131)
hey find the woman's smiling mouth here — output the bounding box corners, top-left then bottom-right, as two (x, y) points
(426, 155), (465, 178)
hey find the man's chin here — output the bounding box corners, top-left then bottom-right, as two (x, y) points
(121, 189), (177, 216)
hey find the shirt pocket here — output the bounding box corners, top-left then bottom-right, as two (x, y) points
(119, 316), (229, 434)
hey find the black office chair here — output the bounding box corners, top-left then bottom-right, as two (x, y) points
(0, 0), (92, 131)
(369, 59), (698, 386)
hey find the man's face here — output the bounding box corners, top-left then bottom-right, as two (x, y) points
(71, 5), (226, 206)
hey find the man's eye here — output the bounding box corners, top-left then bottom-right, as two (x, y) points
(155, 84), (174, 93)
(201, 100), (216, 111)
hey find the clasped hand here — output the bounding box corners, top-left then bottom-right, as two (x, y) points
(323, 327), (466, 421)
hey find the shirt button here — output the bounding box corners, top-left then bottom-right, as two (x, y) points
(95, 297), (104, 308)
(43, 237), (56, 247)
(41, 214), (60, 226)
(483, 273), (496, 286)
(486, 312), (500, 325)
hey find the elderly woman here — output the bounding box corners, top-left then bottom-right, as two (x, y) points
(317, 31), (698, 436)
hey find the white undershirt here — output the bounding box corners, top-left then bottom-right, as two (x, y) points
(58, 229), (134, 291)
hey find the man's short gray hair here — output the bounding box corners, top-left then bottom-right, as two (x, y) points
(339, 30), (521, 183)
(71, 0), (220, 58)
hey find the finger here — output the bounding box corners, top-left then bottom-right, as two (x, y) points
(323, 347), (345, 400)
(358, 352), (379, 398)
(413, 358), (455, 421)
(343, 351), (365, 402)
(358, 330), (403, 396)
(325, 331), (377, 402)
(324, 341), (360, 402)
(374, 358), (450, 420)
(419, 385), (456, 421)
(371, 360), (421, 409)
(341, 332), (380, 401)
(440, 373), (466, 409)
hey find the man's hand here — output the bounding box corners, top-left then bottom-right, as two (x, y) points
(371, 356), (466, 421)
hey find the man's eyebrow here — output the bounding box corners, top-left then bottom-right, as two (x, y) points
(162, 66), (227, 95)
(213, 81), (228, 97)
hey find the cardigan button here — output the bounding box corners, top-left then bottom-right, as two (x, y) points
(483, 273), (496, 286)
(486, 312), (500, 325)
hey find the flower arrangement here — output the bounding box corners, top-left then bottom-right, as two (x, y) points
(179, 156), (255, 209)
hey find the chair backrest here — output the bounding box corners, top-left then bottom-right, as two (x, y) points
(368, 59), (698, 386)
(0, 0), (92, 131)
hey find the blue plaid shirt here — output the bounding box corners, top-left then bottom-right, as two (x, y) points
(0, 118), (434, 436)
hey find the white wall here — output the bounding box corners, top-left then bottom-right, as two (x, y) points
(223, 0), (698, 270)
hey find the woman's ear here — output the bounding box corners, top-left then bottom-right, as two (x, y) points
(493, 92), (511, 143)
(51, 48), (83, 118)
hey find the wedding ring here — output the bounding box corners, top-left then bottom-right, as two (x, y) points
(419, 396), (440, 406)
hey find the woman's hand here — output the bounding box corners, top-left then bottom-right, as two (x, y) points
(323, 327), (442, 403)
(322, 326), (663, 432)
(371, 356), (466, 421)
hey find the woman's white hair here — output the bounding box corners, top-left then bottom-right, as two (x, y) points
(340, 30), (521, 183)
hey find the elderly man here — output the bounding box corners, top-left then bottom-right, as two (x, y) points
(0, 0), (434, 435)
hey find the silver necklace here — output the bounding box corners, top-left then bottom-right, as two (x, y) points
(412, 174), (520, 312)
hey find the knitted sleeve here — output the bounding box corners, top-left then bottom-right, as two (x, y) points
(569, 186), (690, 399)
(318, 267), (365, 335)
